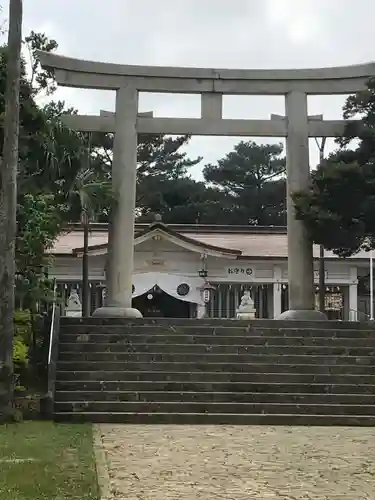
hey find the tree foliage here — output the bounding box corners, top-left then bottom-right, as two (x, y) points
(294, 79), (375, 256)
(203, 141), (286, 225)
(24, 30), (58, 95)
(16, 193), (64, 308)
(89, 130), (205, 222)
(0, 32), (88, 307)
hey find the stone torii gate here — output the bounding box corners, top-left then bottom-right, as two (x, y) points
(37, 51), (372, 319)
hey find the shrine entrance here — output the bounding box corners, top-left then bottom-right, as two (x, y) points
(132, 288), (191, 318)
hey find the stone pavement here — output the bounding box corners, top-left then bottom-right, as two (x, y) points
(95, 425), (375, 499)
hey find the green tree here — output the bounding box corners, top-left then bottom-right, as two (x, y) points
(0, 27), (100, 319)
(136, 175), (228, 224)
(0, 0), (23, 420)
(88, 131), (205, 223)
(203, 141), (286, 225)
(24, 30), (58, 96)
(16, 193), (64, 309)
(294, 79), (375, 256)
(11, 36), (85, 309)
(16, 32), (84, 213)
(66, 136), (111, 316)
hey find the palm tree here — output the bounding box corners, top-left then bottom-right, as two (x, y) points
(69, 161), (111, 316)
(42, 118), (112, 316)
(0, 0), (23, 420)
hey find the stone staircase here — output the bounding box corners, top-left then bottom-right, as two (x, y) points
(54, 318), (375, 425)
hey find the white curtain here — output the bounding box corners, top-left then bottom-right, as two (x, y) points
(132, 272), (205, 305)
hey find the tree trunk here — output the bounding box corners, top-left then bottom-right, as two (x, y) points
(0, 0), (23, 421)
(82, 217), (90, 316)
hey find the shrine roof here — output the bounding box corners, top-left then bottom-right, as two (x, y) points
(51, 223), (370, 260)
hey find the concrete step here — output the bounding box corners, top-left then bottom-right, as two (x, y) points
(60, 317), (375, 330)
(53, 412), (375, 426)
(59, 325), (375, 338)
(54, 391), (375, 404)
(56, 370), (375, 384)
(58, 351), (375, 365)
(54, 400), (375, 415)
(56, 361), (375, 374)
(55, 380), (375, 394)
(60, 332), (375, 348)
(58, 342), (375, 356)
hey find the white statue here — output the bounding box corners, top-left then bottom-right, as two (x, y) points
(236, 290), (256, 320)
(66, 289), (82, 317)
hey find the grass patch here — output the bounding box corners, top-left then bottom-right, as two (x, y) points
(0, 421), (99, 500)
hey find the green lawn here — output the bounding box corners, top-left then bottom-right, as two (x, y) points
(0, 421), (99, 500)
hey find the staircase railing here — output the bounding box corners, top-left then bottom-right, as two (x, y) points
(41, 280), (60, 419)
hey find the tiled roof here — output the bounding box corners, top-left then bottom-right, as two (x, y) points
(181, 232), (368, 259)
(53, 230), (107, 254)
(52, 227), (370, 260)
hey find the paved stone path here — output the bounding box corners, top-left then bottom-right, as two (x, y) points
(96, 425), (375, 499)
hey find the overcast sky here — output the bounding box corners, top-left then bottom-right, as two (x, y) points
(4, 0), (375, 178)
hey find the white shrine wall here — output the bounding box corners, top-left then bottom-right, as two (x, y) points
(49, 244), (358, 287)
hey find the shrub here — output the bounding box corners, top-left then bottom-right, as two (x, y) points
(14, 309), (32, 343)
(13, 310), (32, 390)
(13, 336), (28, 365)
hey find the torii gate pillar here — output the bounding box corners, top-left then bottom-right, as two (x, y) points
(93, 85), (142, 318)
(278, 92), (326, 320)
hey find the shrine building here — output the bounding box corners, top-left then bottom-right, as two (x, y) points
(49, 221), (373, 321)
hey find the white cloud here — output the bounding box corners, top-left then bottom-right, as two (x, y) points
(264, 0), (316, 44)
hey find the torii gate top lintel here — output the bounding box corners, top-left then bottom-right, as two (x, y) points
(36, 50), (375, 95)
